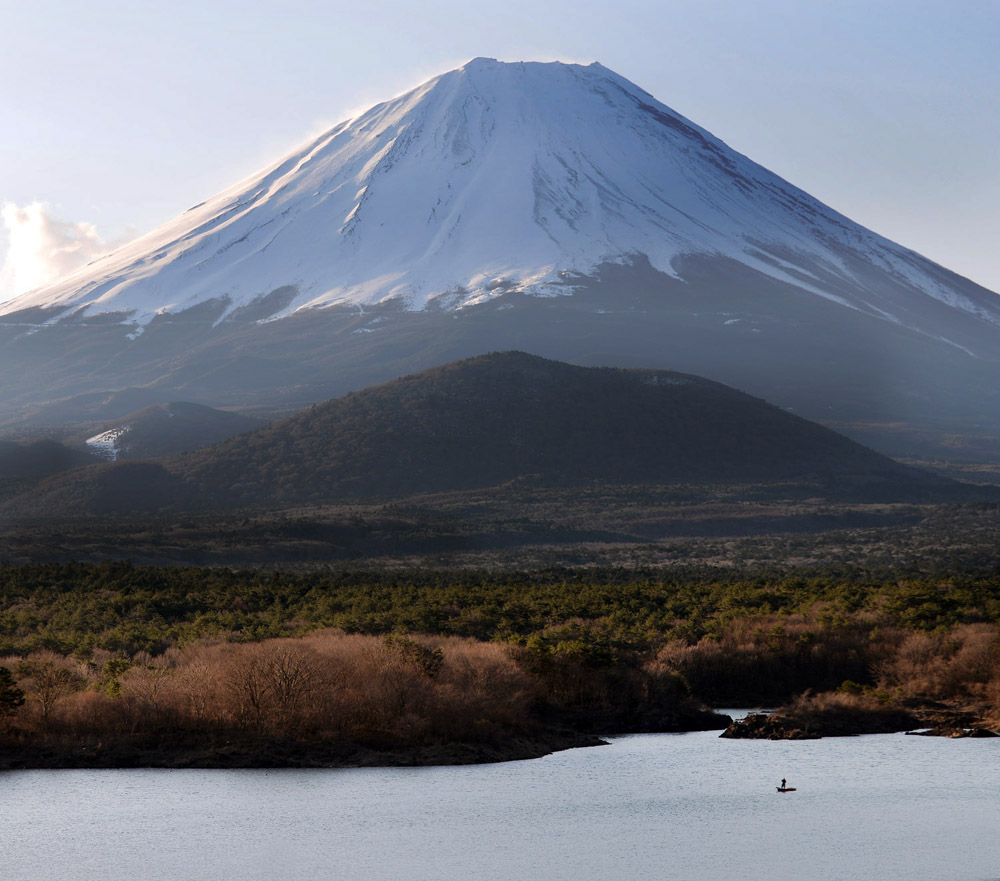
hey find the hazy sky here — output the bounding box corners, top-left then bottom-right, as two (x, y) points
(1, 0), (997, 301)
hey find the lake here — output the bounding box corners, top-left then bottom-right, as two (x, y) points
(3, 725), (998, 881)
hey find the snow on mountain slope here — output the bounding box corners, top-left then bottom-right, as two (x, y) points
(4, 58), (998, 332)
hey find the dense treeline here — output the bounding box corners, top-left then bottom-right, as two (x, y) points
(3, 562), (1000, 763)
(2, 561), (1000, 660)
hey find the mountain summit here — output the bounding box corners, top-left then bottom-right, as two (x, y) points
(1, 59), (998, 456)
(5, 58), (998, 330)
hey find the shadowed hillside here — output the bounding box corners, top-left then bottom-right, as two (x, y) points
(169, 352), (953, 507)
(1, 352), (979, 518)
(0, 440), (99, 478)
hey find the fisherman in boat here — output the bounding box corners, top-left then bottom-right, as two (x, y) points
(781, 778), (786, 790)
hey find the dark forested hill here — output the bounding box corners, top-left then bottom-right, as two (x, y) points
(171, 352), (959, 507)
(2, 352), (974, 518)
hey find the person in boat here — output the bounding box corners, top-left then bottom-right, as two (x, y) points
(781, 778), (787, 789)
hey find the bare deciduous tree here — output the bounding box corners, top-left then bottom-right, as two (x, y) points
(17, 652), (85, 721)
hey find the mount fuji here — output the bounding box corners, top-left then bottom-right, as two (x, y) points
(2, 58), (998, 458)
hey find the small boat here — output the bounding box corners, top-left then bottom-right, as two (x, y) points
(776, 786), (797, 792)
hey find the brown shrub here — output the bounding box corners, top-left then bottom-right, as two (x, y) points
(877, 623), (1000, 700)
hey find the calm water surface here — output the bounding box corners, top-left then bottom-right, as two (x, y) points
(3, 726), (999, 881)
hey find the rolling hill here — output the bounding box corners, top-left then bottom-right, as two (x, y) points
(3, 353), (973, 519)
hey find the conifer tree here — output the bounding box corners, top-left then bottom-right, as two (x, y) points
(0, 666), (25, 717)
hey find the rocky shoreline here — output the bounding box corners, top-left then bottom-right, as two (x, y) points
(720, 700), (999, 740)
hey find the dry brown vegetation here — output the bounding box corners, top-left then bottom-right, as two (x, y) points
(877, 623), (1000, 712)
(651, 613), (1000, 720)
(710, 620), (1000, 737)
(5, 556), (1000, 757)
(0, 633), (531, 763)
(0, 629), (718, 767)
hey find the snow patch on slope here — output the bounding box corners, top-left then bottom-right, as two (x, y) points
(86, 426), (129, 461)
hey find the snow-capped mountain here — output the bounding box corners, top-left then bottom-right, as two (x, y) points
(2, 59), (998, 458)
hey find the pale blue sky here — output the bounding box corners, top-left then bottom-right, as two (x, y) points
(1, 0), (997, 299)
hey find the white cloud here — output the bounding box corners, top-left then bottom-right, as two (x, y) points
(0, 201), (127, 303)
